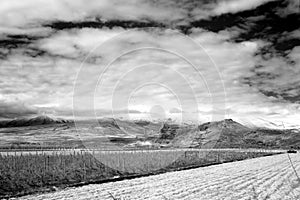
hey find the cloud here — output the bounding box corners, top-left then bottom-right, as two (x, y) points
(169, 107), (182, 114)
(241, 46), (300, 104)
(0, 0), (188, 28)
(276, 0), (300, 17)
(0, 0), (299, 129)
(212, 0), (277, 15)
(0, 101), (38, 119)
(35, 28), (125, 59)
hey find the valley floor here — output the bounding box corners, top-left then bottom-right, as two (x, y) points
(18, 153), (300, 200)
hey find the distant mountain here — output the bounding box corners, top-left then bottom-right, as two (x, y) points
(155, 119), (300, 149)
(0, 115), (73, 128)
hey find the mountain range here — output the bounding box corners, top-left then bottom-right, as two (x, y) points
(0, 116), (299, 149)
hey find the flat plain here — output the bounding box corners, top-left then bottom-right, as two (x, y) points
(18, 153), (300, 200)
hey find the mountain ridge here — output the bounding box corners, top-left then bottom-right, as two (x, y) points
(0, 115), (73, 128)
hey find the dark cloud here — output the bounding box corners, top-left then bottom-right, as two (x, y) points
(0, 38), (30, 59)
(259, 89), (300, 103)
(190, 0), (299, 57)
(0, 38), (30, 48)
(45, 19), (166, 30)
(0, 33), (52, 59)
(241, 57), (300, 103)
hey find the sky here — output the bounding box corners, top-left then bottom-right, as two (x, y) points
(0, 0), (299, 128)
